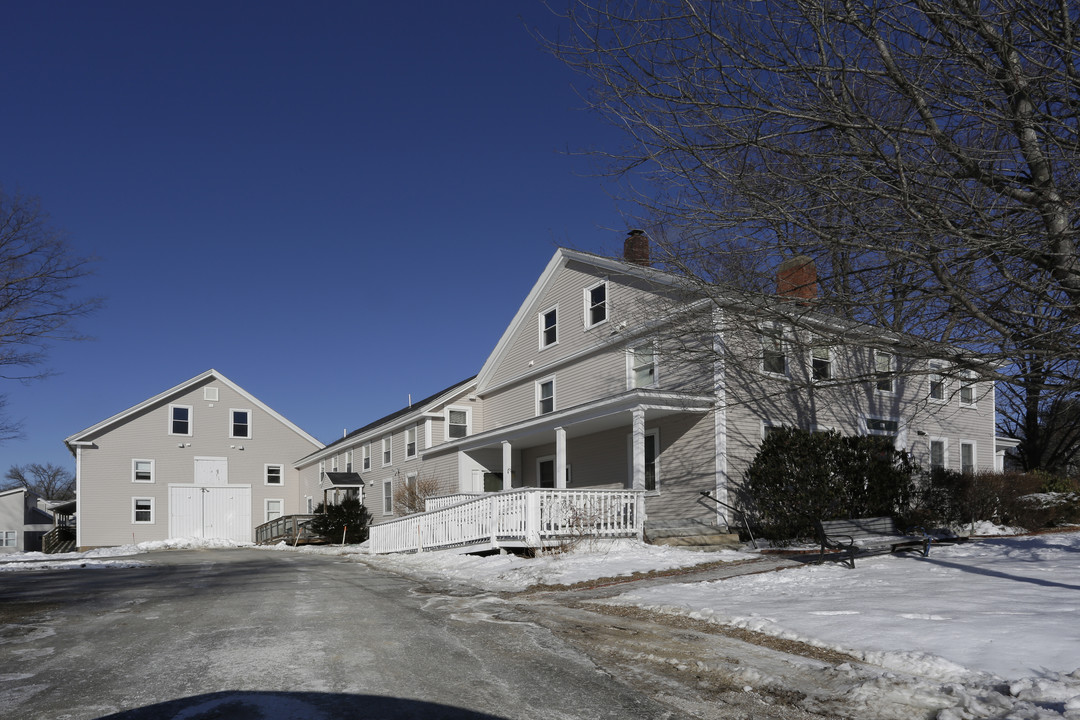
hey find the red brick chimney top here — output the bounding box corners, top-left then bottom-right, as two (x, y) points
(776, 255), (818, 301)
(624, 229), (650, 266)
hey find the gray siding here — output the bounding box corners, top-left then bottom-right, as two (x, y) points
(76, 376), (321, 548)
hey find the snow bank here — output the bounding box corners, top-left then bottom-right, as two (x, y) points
(357, 538), (755, 592)
(0, 536), (253, 571)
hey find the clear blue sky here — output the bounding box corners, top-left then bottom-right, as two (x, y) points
(2, 1), (636, 473)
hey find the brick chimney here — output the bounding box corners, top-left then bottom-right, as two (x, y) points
(623, 229), (650, 266)
(776, 255), (818, 301)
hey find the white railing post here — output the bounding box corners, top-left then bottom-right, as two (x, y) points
(525, 490), (541, 547)
(489, 495), (498, 547)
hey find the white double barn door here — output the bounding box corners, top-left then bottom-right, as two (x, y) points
(169, 458), (252, 543)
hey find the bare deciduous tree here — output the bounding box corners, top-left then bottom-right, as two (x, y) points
(392, 471), (442, 515)
(0, 187), (100, 439)
(4, 462), (75, 500)
(546, 0), (1080, 468)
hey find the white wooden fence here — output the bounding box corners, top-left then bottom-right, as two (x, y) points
(369, 488), (645, 554)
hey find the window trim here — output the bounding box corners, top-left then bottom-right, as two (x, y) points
(928, 362), (946, 403)
(760, 322), (787, 377)
(811, 346), (832, 382)
(864, 415), (900, 436)
(445, 406), (472, 441)
(959, 370), (977, 408)
(362, 443), (371, 471)
(539, 305), (559, 349)
(264, 498), (284, 523)
(381, 436), (392, 467)
(627, 343), (658, 389)
(584, 281), (608, 329)
(345, 450), (353, 473)
(405, 425), (417, 459)
(132, 497), (155, 524)
(229, 408), (252, 439)
(929, 437), (948, 471)
(873, 349), (895, 394)
(264, 464), (284, 486)
(132, 458), (155, 484)
(168, 404), (193, 436)
(382, 479), (394, 515)
(536, 376), (556, 416)
(960, 440), (976, 474)
(1, 530), (16, 547)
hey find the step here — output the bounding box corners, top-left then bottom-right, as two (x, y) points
(649, 534), (742, 550)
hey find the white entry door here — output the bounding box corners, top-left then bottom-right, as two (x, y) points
(194, 457), (228, 486)
(169, 485), (252, 542)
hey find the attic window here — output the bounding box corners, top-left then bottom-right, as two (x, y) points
(540, 307), (558, 348)
(585, 282), (607, 328)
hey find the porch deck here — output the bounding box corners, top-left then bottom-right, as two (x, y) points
(368, 487), (645, 555)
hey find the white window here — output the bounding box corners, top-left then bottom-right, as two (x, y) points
(536, 376), (555, 415)
(345, 450), (353, 473)
(874, 350), (895, 393)
(928, 362), (946, 402)
(959, 371), (977, 407)
(811, 347), (832, 382)
(331, 455), (338, 472)
(204, 387), (219, 402)
(446, 407), (471, 440)
(382, 437), (392, 466)
(382, 479), (393, 515)
(132, 497), (154, 524)
(761, 323), (786, 376)
(169, 404), (192, 436)
(585, 281), (608, 328)
(405, 425), (417, 459)
(305, 496), (314, 514)
(132, 459), (155, 483)
(539, 306), (558, 348)
(865, 417), (899, 435)
(265, 499), (284, 522)
(1, 531), (15, 547)
(362, 443), (371, 471)
(961, 441), (976, 474)
(230, 409), (251, 439)
(265, 464), (283, 485)
(929, 438), (947, 470)
(628, 345), (657, 389)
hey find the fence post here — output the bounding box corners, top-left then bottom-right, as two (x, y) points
(489, 495), (498, 548)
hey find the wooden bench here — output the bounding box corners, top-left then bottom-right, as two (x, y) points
(814, 517), (931, 568)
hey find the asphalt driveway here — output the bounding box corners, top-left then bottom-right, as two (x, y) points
(0, 548), (681, 720)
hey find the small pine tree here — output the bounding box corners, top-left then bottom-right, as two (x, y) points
(308, 497), (371, 544)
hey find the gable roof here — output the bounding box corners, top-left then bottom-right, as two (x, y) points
(295, 375), (478, 465)
(474, 248), (687, 393)
(64, 369), (324, 453)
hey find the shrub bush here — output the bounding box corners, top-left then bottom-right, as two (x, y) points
(745, 428), (919, 542)
(308, 497), (371, 544)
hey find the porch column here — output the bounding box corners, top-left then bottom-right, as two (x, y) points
(632, 408), (646, 491)
(555, 426), (567, 489)
(501, 440), (513, 490)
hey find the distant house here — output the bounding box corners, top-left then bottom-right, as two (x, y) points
(65, 370), (323, 549)
(0, 488), (56, 553)
(297, 235), (1000, 554)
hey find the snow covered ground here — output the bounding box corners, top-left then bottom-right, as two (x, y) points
(4, 530), (1079, 718)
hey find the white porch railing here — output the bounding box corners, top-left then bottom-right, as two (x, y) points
(369, 488), (645, 554)
(425, 493), (483, 511)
